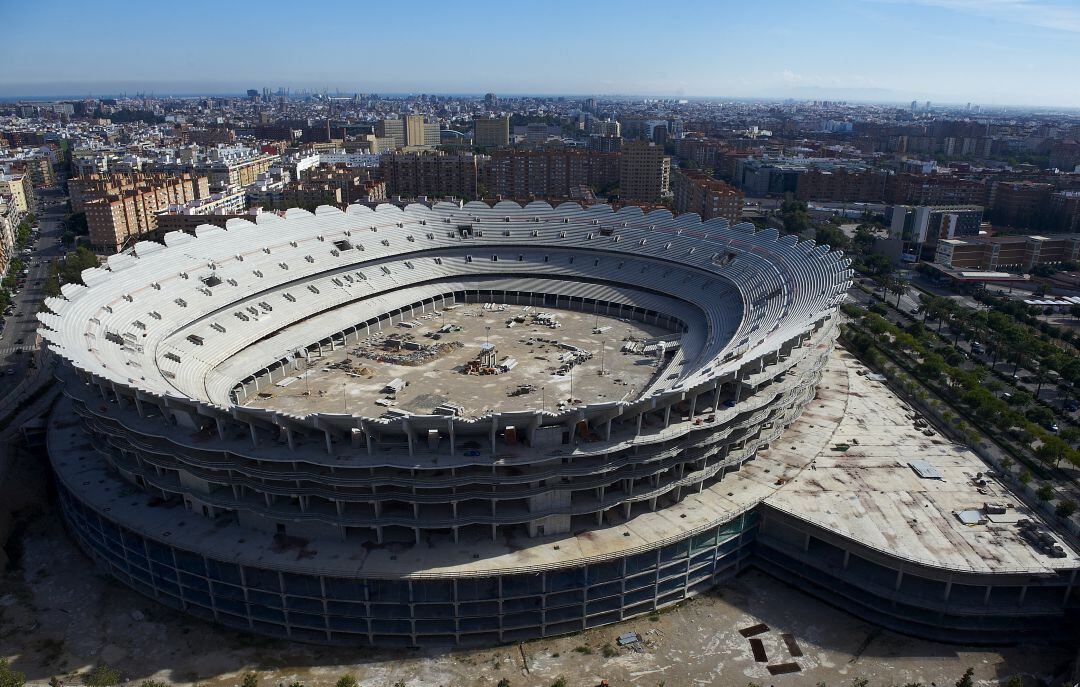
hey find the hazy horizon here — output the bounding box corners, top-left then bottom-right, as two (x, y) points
(3, 0), (1080, 108)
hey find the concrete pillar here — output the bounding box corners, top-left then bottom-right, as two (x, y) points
(843, 550), (850, 569)
(215, 417), (226, 441)
(663, 405), (672, 428)
(285, 427), (295, 451)
(248, 422), (259, 447)
(1018, 585), (1028, 606)
(324, 430), (333, 456)
(894, 569), (904, 591)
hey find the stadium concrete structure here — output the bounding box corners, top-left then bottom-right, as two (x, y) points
(39, 201), (1078, 647)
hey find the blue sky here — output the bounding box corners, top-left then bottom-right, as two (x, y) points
(2, 0), (1078, 106)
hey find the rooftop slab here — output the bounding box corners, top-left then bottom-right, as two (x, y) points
(767, 350), (1079, 575)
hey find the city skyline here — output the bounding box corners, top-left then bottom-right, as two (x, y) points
(3, 0), (1080, 107)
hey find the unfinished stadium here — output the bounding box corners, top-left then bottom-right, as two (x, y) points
(38, 201), (1078, 646)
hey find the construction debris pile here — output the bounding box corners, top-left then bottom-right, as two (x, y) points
(463, 343), (518, 375)
(353, 332), (463, 366)
(621, 335), (682, 358)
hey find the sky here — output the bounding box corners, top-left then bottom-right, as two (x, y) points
(2, 0), (1079, 107)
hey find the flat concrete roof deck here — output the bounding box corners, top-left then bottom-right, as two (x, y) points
(767, 352), (1078, 575)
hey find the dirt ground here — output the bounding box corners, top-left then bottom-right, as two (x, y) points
(243, 307), (670, 418)
(2, 507), (1075, 687)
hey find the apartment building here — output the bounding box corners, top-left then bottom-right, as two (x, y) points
(77, 173), (209, 251)
(284, 164), (386, 207)
(152, 189), (252, 234)
(0, 197), (18, 274)
(1051, 190), (1080, 232)
(989, 181), (1056, 229)
(0, 173), (34, 213)
(885, 173), (988, 206)
(194, 153), (278, 191)
(794, 168), (888, 203)
(619, 140), (669, 203)
(473, 116), (510, 149)
(483, 148), (619, 200)
(670, 169), (743, 224)
(379, 151), (477, 199)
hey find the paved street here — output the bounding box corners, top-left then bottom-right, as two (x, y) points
(0, 184), (67, 407)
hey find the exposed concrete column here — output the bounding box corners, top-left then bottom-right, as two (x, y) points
(324, 430), (333, 456)
(248, 422), (259, 447)
(688, 393), (698, 418)
(490, 419), (498, 452)
(134, 395), (146, 418)
(285, 427), (295, 451)
(636, 412), (643, 435)
(448, 418), (455, 455)
(1018, 586), (1028, 606)
(606, 418), (613, 440)
(405, 420), (414, 456)
(215, 417), (226, 440)
(943, 579), (953, 601)
(894, 569), (904, 591)
(984, 585), (992, 605)
(803, 532), (811, 553)
(842, 550), (850, 570)
(663, 404), (672, 428)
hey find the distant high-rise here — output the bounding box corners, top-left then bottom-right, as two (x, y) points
(484, 92), (498, 108)
(376, 118), (406, 149)
(619, 140), (670, 203)
(473, 115), (510, 149)
(584, 97), (597, 113)
(404, 115), (439, 148)
(910, 100), (917, 112)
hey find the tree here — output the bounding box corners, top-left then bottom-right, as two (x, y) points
(497, 680), (511, 687)
(242, 674), (259, 687)
(335, 676), (358, 687)
(139, 682), (168, 687)
(1056, 500), (1077, 519)
(85, 666), (121, 687)
(1035, 435), (1069, 467)
(1035, 484), (1055, 501)
(0, 659), (25, 687)
(955, 667), (974, 687)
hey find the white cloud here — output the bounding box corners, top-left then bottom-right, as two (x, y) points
(872, 0), (1080, 33)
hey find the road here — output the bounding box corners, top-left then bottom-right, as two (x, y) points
(0, 184), (67, 402)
